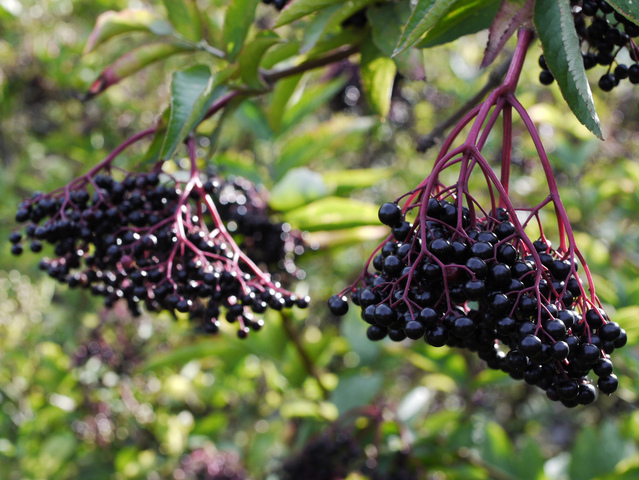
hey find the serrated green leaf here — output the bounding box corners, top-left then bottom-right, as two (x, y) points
(224, 0), (260, 62)
(239, 31), (281, 90)
(161, 0), (201, 42)
(269, 168), (329, 211)
(283, 197), (380, 231)
(417, 0), (501, 49)
(607, 0), (639, 25)
(367, 2), (413, 57)
(393, 0), (457, 56)
(159, 65), (226, 161)
(83, 9), (172, 54)
(534, 0), (603, 139)
(85, 42), (195, 98)
(360, 39), (396, 117)
(275, 0), (347, 27)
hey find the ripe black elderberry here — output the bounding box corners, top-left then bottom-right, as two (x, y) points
(10, 158), (309, 339)
(541, 2), (639, 93)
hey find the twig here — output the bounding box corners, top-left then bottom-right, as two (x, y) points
(416, 53), (514, 153)
(262, 45), (360, 85)
(280, 312), (330, 399)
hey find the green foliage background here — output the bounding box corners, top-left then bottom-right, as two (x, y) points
(1, 1), (639, 479)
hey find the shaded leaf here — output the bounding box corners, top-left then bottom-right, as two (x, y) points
(267, 74), (303, 133)
(224, 0), (260, 62)
(276, 116), (374, 180)
(418, 0), (501, 49)
(300, 5), (342, 54)
(331, 373), (383, 414)
(360, 39), (396, 117)
(239, 31), (281, 90)
(84, 9), (172, 54)
(481, 0), (533, 68)
(283, 196), (380, 231)
(569, 422), (628, 480)
(162, 0), (201, 42)
(368, 2), (413, 57)
(281, 77), (347, 132)
(393, 0), (456, 56)
(269, 168), (329, 211)
(275, 0), (349, 27)
(85, 42), (195, 98)
(534, 0), (603, 139)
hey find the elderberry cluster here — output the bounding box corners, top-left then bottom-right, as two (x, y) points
(261, 0), (288, 11)
(329, 198), (626, 407)
(9, 168), (309, 338)
(212, 175), (306, 279)
(541, 1), (639, 91)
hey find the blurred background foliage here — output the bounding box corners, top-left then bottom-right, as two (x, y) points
(2, 1), (639, 479)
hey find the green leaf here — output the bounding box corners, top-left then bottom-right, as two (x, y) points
(239, 31), (282, 90)
(281, 77), (347, 132)
(85, 42), (195, 98)
(417, 0), (501, 49)
(569, 422), (628, 480)
(322, 167), (390, 195)
(283, 197), (380, 231)
(261, 41), (301, 69)
(367, 2), (413, 57)
(360, 39), (396, 117)
(234, 100), (274, 141)
(161, 0), (201, 42)
(393, 0), (457, 56)
(475, 421), (515, 475)
(512, 437), (547, 480)
(300, 5), (342, 54)
(607, 0), (639, 25)
(267, 74), (303, 133)
(83, 9), (172, 54)
(224, 0), (260, 62)
(276, 116), (374, 179)
(159, 65), (222, 161)
(275, 0), (348, 27)
(534, 0), (603, 139)
(269, 168), (329, 211)
(330, 373), (383, 414)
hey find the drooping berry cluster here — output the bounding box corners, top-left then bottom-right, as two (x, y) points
(331, 29), (625, 406)
(211, 175), (307, 280)
(540, 1), (639, 91)
(174, 446), (248, 480)
(9, 141), (309, 338)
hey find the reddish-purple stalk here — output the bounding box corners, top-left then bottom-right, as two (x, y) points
(339, 28), (605, 341)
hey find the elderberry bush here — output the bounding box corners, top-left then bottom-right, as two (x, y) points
(540, 0), (639, 91)
(9, 164), (309, 339)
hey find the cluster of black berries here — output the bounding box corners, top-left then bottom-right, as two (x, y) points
(278, 425), (419, 480)
(261, 0), (288, 11)
(211, 175), (307, 280)
(174, 446), (247, 480)
(329, 197), (626, 407)
(541, 1), (639, 91)
(10, 167), (309, 338)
